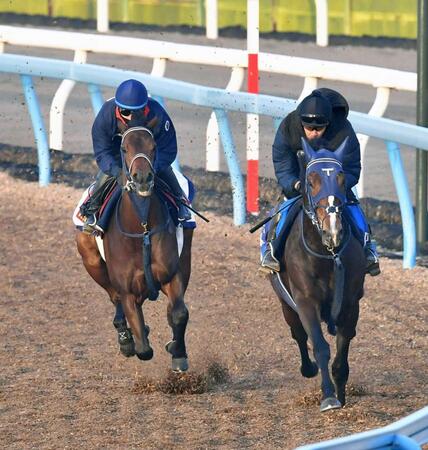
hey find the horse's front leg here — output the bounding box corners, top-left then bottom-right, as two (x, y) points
(162, 274), (189, 372)
(299, 303), (341, 412)
(280, 302), (318, 378)
(121, 294), (153, 360)
(113, 302), (136, 358)
(332, 299), (359, 406)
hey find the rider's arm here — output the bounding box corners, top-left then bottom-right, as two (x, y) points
(92, 104), (121, 177)
(150, 103), (178, 172)
(342, 130), (361, 189)
(272, 121), (301, 198)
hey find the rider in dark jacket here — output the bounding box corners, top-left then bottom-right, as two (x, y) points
(261, 88), (380, 276)
(80, 79), (191, 233)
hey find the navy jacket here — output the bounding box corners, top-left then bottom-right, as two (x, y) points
(92, 97), (177, 177)
(272, 88), (361, 200)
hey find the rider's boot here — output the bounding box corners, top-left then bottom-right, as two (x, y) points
(261, 242), (281, 273)
(346, 203), (381, 277)
(365, 236), (381, 277)
(260, 211), (282, 273)
(80, 171), (115, 234)
(157, 166), (191, 222)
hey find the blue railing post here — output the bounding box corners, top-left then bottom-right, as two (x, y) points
(20, 75), (50, 186)
(214, 108), (246, 225)
(87, 83), (104, 116)
(386, 141), (416, 268)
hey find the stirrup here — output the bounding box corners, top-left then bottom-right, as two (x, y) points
(366, 259), (381, 276)
(260, 250), (280, 273)
(364, 246), (380, 276)
(82, 214), (104, 235)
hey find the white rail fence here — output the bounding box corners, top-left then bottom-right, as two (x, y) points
(296, 406), (428, 449)
(93, 0), (327, 44)
(0, 25), (417, 199)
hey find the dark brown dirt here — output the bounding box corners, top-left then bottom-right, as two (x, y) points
(0, 169), (427, 450)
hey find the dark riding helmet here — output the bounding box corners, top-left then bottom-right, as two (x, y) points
(115, 79), (148, 110)
(298, 92), (332, 127)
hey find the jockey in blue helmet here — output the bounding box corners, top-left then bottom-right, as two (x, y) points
(260, 88), (380, 276)
(80, 79), (191, 233)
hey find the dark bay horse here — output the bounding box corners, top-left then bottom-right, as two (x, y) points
(76, 124), (193, 372)
(270, 137), (366, 411)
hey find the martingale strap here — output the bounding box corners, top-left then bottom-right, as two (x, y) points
(114, 192), (170, 301)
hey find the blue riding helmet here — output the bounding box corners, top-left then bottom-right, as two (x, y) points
(115, 79), (148, 110)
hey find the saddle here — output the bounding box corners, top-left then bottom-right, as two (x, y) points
(74, 180), (196, 235)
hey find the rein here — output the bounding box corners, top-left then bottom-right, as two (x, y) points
(300, 212), (349, 322)
(116, 126), (165, 301)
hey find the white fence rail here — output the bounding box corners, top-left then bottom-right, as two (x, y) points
(1, 53), (428, 270)
(0, 25), (417, 198)
(296, 406), (428, 449)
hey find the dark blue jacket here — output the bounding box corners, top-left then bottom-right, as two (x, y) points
(92, 97), (177, 176)
(272, 88), (361, 200)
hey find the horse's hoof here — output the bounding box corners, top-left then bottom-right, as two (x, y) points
(165, 340), (176, 355)
(120, 343), (135, 358)
(172, 357), (189, 373)
(136, 347), (154, 361)
(301, 361), (319, 378)
(320, 397), (342, 412)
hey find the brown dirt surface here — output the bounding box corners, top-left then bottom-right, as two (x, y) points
(0, 171), (427, 450)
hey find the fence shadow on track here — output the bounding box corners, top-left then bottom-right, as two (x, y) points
(1, 143), (424, 259)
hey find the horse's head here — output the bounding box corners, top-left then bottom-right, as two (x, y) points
(120, 120), (158, 197)
(300, 137), (348, 250)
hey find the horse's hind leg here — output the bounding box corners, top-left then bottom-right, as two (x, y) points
(280, 302), (318, 378)
(76, 232), (135, 357)
(162, 274), (189, 373)
(332, 300), (359, 406)
(299, 304), (341, 412)
(179, 228), (194, 293)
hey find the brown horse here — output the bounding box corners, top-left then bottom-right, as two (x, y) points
(270, 138), (366, 411)
(76, 125), (193, 372)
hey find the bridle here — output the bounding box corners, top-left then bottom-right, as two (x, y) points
(119, 126), (155, 195)
(302, 157), (348, 255)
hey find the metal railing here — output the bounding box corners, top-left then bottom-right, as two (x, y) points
(0, 53), (426, 269)
(295, 406), (428, 449)
(0, 25), (417, 199)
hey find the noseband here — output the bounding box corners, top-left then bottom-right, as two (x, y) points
(120, 126), (155, 194)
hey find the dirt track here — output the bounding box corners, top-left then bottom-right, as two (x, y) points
(0, 172), (427, 450)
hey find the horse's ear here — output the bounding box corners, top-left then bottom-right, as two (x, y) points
(301, 137), (316, 161)
(333, 137), (349, 162)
